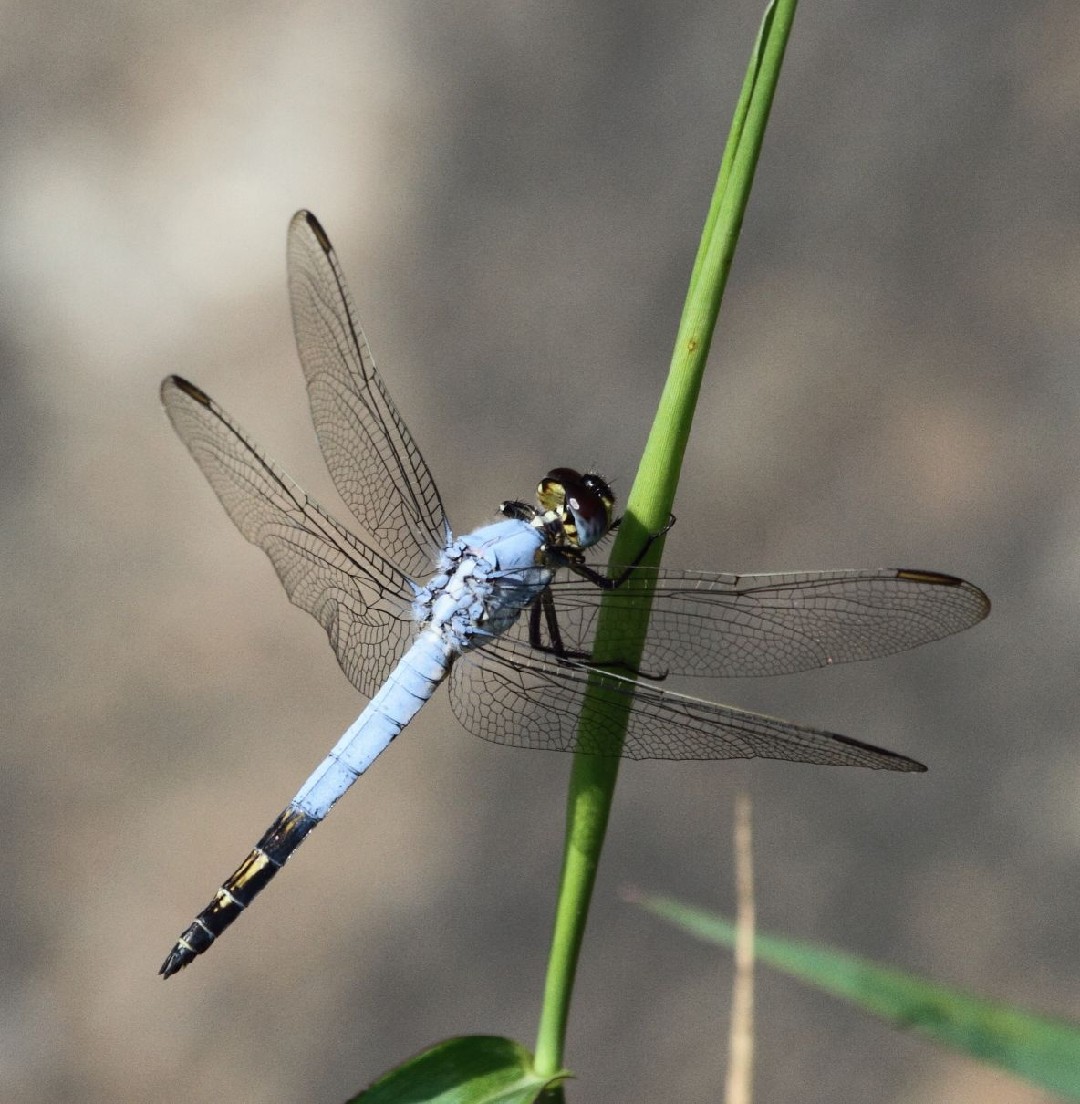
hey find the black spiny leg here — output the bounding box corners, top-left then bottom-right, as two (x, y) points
(527, 587), (591, 664)
(549, 514), (676, 590)
(533, 519), (678, 680)
(527, 589), (652, 676)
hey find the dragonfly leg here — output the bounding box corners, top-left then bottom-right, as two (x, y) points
(528, 589), (669, 681)
(526, 589), (589, 662)
(553, 513), (677, 590)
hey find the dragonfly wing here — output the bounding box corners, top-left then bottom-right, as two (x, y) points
(449, 638), (924, 771)
(161, 376), (416, 699)
(287, 211), (449, 578)
(525, 567), (989, 678)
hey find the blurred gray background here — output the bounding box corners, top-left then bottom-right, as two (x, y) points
(2, 2), (1077, 1101)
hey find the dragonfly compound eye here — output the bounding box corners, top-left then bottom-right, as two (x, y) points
(538, 469), (615, 550)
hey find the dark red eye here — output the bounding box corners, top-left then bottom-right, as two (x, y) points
(540, 468), (580, 496)
(544, 469), (614, 549)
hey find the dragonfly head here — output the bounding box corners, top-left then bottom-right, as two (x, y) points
(537, 468), (616, 550)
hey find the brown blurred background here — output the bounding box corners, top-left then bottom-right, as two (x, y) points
(2, 2), (1077, 1101)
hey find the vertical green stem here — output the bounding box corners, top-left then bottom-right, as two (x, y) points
(533, 0), (799, 1080)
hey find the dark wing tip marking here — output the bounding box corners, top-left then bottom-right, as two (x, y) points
(296, 209), (333, 253)
(826, 729), (928, 773)
(897, 568), (991, 618)
(162, 375), (212, 408)
(897, 568), (962, 586)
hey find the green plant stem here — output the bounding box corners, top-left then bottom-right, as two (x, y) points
(533, 0), (799, 1080)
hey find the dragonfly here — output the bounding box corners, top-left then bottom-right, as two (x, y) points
(159, 210), (989, 978)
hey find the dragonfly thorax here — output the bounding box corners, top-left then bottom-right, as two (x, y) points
(412, 518), (552, 651)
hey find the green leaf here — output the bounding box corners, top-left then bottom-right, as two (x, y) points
(347, 1035), (569, 1104)
(632, 892), (1080, 1100)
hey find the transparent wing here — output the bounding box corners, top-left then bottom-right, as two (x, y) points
(287, 210), (449, 578)
(161, 376), (416, 700)
(449, 635), (925, 771)
(506, 567), (989, 678)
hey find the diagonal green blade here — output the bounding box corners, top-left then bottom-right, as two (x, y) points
(534, 0), (800, 1081)
(633, 893), (1080, 1100)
